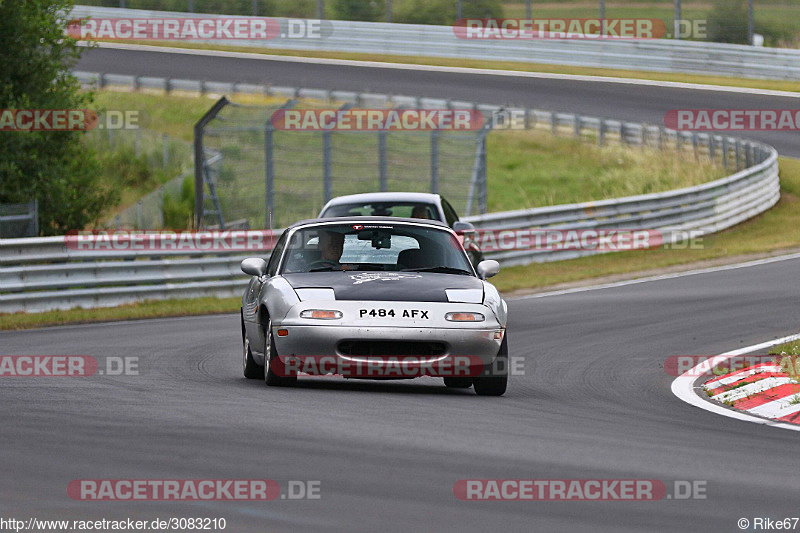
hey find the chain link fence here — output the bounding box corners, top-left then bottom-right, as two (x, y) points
(197, 94), (490, 230)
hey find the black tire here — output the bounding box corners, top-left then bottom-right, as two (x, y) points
(264, 319), (297, 387)
(473, 334), (508, 397)
(444, 377), (473, 389)
(242, 336), (265, 379)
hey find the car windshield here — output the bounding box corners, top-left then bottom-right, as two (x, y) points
(320, 202), (440, 221)
(280, 223), (473, 275)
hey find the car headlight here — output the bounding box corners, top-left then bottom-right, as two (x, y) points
(445, 312), (485, 322)
(300, 309), (343, 319)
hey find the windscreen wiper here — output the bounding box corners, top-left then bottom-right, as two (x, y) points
(401, 266), (472, 275)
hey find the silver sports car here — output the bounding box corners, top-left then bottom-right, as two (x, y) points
(239, 217), (508, 396)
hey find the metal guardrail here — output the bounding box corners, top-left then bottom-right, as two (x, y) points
(0, 200), (38, 239)
(70, 5), (800, 81)
(0, 78), (780, 313)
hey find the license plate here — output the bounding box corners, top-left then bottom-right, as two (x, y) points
(359, 308), (429, 319)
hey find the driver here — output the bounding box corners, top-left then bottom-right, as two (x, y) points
(316, 230), (345, 269)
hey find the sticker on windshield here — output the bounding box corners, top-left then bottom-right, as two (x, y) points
(350, 272), (423, 285)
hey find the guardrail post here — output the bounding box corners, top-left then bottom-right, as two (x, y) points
(691, 132), (698, 160)
(573, 115), (581, 138)
(598, 120), (606, 146)
(135, 128), (141, 157)
(735, 139), (742, 171)
(721, 136), (729, 169)
(708, 134), (715, 160)
(323, 130), (332, 203)
(378, 131), (388, 192)
(745, 142), (753, 168)
(162, 133), (169, 167)
(430, 130), (439, 194)
(551, 112), (558, 135)
(136, 200), (143, 230)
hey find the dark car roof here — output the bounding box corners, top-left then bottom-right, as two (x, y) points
(287, 216), (450, 230)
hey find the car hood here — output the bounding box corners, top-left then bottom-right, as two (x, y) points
(283, 271), (483, 302)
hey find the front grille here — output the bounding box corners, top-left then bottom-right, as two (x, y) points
(338, 340), (447, 357)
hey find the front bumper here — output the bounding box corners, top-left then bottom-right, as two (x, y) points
(273, 324), (503, 362)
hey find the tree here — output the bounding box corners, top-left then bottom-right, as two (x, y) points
(0, 0), (116, 234)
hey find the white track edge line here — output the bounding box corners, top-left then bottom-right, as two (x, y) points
(512, 252), (800, 300)
(80, 41), (800, 99)
(671, 332), (800, 432)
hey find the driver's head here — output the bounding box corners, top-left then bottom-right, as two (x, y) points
(318, 230), (345, 261)
(411, 205), (431, 219)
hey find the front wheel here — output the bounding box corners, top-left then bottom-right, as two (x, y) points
(473, 334), (508, 397)
(264, 319), (297, 387)
(242, 336), (264, 380)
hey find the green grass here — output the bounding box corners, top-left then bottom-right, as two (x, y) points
(487, 129), (725, 210)
(768, 341), (800, 382)
(0, 297), (241, 331)
(490, 157), (800, 292)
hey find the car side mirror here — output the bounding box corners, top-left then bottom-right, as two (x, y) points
(452, 221), (476, 233)
(241, 257), (268, 277)
(476, 260), (500, 280)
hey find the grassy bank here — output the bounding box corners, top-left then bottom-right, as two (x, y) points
(490, 157), (800, 292)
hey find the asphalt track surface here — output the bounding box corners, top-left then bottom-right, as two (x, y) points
(75, 45), (800, 157)
(3, 257), (800, 532)
(3, 47), (799, 532)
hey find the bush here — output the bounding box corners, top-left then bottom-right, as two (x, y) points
(395, 0), (503, 26)
(162, 177), (195, 229)
(334, 0), (384, 22)
(706, 0), (749, 44)
(460, 0), (503, 19)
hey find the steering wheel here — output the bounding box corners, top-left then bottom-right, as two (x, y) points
(307, 259), (341, 271)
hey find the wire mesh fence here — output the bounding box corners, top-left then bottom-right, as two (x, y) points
(198, 97), (489, 230)
(82, 124), (194, 229)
